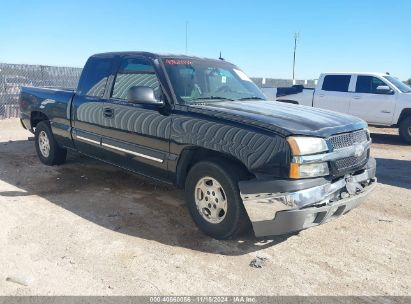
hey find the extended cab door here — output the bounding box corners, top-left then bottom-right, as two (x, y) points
(100, 56), (171, 180)
(349, 75), (396, 125)
(71, 55), (115, 158)
(313, 74), (352, 114)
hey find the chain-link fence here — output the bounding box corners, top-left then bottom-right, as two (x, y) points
(0, 62), (316, 120)
(0, 63), (82, 119)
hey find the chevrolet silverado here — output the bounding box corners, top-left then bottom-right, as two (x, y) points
(19, 52), (377, 239)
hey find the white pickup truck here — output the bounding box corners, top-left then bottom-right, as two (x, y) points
(264, 73), (411, 143)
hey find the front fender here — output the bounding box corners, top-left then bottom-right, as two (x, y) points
(170, 113), (291, 178)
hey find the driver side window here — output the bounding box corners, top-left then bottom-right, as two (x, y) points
(356, 76), (388, 94)
(112, 58), (160, 100)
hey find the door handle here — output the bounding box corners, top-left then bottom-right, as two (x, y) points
(353, 96), (361, 99)
(103, 107), (114, 118)
(318, 94), (325, 97)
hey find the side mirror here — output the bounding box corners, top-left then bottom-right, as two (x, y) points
(128, 86), (164, 106)
(376, 85), (394, 95)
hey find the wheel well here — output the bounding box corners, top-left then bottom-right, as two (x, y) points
(398, 108), (411, 125)
(175, 147), (254, 188)
(30, 111), (49, 129)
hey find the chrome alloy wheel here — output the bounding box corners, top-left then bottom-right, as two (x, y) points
(38, 130), (50, 158)
(194, 176), (228, 224)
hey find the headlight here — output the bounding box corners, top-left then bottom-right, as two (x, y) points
(287, 136), (328, 156)
(289, 162), (329, 179)
(287, 136), (329, 178)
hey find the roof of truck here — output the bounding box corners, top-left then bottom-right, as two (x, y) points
(91, 51), (233, 65)
(320, 72), (391, 77)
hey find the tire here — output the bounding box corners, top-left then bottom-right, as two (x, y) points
(399, 116), (411, 144)
(185, 160), (250, 239)
(34, 121), (67, 165)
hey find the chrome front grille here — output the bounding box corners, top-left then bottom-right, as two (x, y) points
(335, 152), (368, 171)
(327, 129), (370, 175)
(328, 129), (369, 150)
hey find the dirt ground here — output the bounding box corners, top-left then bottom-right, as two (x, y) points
(0, 118), (409, 296)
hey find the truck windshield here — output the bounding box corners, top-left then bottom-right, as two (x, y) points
(162, 58), (266, 103)
(383, 76), (411, 93)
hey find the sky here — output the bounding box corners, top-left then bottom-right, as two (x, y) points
(1, 0), (410, 80)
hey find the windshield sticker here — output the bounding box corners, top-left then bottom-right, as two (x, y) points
(233, 69), (252, 82)
(165, 59), (192, 65)
(221, 76), (227, 83)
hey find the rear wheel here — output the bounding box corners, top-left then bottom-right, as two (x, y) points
(399, 116), (411, 144)
(185, 160), (250, 239)
(34, 121), (67, 165)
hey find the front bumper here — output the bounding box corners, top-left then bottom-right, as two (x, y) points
(239, 158), (377, 237)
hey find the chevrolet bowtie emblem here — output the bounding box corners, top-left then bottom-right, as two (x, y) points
(353, 143), (365, 157)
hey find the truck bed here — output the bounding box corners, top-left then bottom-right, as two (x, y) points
(19, 86), (75, 147)
(262, 86), (314, 106)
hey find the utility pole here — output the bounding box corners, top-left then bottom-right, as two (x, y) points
(292, 32), (299, 83)
(185, 21), (188, 55)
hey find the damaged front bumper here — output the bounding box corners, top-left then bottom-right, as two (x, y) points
(239, 158), (377, 237)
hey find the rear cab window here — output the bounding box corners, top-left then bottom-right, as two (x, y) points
(322, 75), (351, 92)
(77, 57), (113, 97)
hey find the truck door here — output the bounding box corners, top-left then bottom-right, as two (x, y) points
(71, 55), (115, 158)
(100, 56), (171, 180)
(349, 75), (396, 125)
(313, 75), (352, 114)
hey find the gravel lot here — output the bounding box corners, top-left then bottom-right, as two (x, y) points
(0, 119), (410, 296)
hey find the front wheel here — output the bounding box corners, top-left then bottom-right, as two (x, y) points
(34, 121), (67, 165)
(185, 160), (250, 239)
(399, 116), (411, 144)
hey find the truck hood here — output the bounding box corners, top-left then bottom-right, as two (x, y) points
(189, 100), (367, 137)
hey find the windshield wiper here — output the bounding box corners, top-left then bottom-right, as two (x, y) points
(236, 96), (266, 101)
(190, 96), (234, 102)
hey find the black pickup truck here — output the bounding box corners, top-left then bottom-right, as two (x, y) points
(19, 52), (377, 239)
